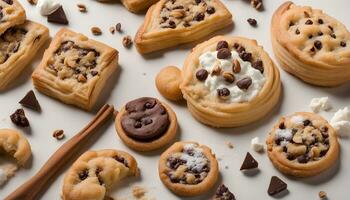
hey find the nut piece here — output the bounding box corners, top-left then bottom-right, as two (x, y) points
(53, 129), (65, 140)
(155, 66), (183, 101)
(77, 4), (87, 12)
(109, 26), (115, 34)
(91, 27), (102, 36)
(122, 36), (133, 48)
(170, 10), (185, 19)
(116, 23), (122, 32)
(232, 59), (241, 73)
(318, 191), (327, 199)
(211, 63), (222, 76)
(78, 74), (87, 83)
(27, 0), (37, 5)
(250, 0), (263, 10)
(223, 71), (235, 83)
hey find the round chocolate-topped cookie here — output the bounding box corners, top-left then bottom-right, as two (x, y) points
(121, 97), (170, 141)
(115, 97), (178, 152)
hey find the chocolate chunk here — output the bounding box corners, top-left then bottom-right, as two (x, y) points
(217, 48), (231, 59)
(289, 22), (294, 27)
(113, 155), (128, 167)
(168, 20), (176, 28)
(330, 33), (336, 39)
(196, 69), (209, 81)
(195, 0), (202, 4)
(217, 88), (230, 98)
(168, 157), (186, 169)
(2, 0), (13, 5)
(206, 6), (215, 14)
(121, 97), (170, 141)
(19, 90), (41, 111)
(318, 19), (324, 24)
(194, 13), (205, 21)
(10, 109), (29, 127)
(90, 70), (98, 76)
(78, 169), (89, 180)
(268, 176), (287, 196)
(295, 29), (300, 35)
(314, 40), (322, 50)
(318, 32), (323, 36)
(328, 25), (334, 32)
(236, 77), (252, 90)
(239, 52), (252, 62)
(297, 155), (309, 163)
(214, 184), (236, 200)
(116, 23), (122, 32)
(48, 6), (69, 25)
(303, 119), (312, 126)
(308, 34), (313, 39)
(240, 152), (258, 170)
(216, 41), (229, 50)
(252, 60), (264, 73)
(340, 41), (347, 47)
(305, 19), (313, 25)
(279, 122), (286, 129)
(247, 18), (257, 27)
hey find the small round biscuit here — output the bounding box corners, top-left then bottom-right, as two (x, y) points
(155, 66), (183, 101)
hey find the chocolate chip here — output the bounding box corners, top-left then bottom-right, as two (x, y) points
(115, 23), (122, 32)
(168, 20), (176, 28)
(247, 18), (257, 27)
(19, 90), (41, 111)
(134, 121), (142, 128)
(142, 118), (153, 125)
(318, 19), (324, 24)
(214, 184), (236, 200)
(289, 22), (294, 27)
(328, 25), (334, 32)
(233, 43), (240, 49)
(2, 0), (13, 5)
(10, 109), (29, 127)
(206, 6), (215, 14)
(195, 0), (202, 4)
(113, 155), (128, 167)
(217, 88), (230, 98)
(194, 13), (205, 21)
(303, 119), (312, 126)
(217, 48), (231, 59)
(216, 41), (229, 50)
(308, 34), (313, 39)
(48, 6), (69, 25)
(252, 60), (264, 73)
(305, 19), (313, 25)
(78, 169), (89, 180)
(330, 33), (336, 39)
(318, 32), (323, 36)
(268, 176), (287, 196)
(196, 69), (209, 81)
(237, 77), (252, 90)
(340, 41), (347, 47)
(314, 40), (322, 50)
(279, 122), (286, 129)
(90, 70), (98, 76)
(295, 29), (300, 35)
(239, 52), (252, 62)
(297, 155), (309, 163)
(240, 152), (258, 170)
(168, 157), (186, 169)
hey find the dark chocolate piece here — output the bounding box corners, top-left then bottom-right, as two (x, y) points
(213, 184), (236, 200)
(19, 90), (41, 111)
(48, 6), (69, 25)
(240, 152), (258, 170)
(10, 109), (29, 127)
(268, 176), (287, 196)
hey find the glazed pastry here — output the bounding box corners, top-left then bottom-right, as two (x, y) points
(62, 149), (138, 200)
(0, 129), (31, 166)
(180, 36), (281, 127)
(135, 0), (233, 54)
(0, 21), (49, 90)
(266, 112), (340, 177)
(271, 1), (350, 86)
(155, 66), (183, 101)
(32, 28), (118, 111)
(158, 141), (219, 197)
(0, 0), (26, 35)
(115, 97), (177, 152)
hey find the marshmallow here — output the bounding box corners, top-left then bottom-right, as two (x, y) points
(331, 107), (350, 138)
(309, 97), (332, 113)
(251, 137), (264, 152)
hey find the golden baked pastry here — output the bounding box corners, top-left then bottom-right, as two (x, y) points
(98, 0), (158, 13)
(62, 149), (138, 200)
(271, 1), (350, 86)
(32, 28), (118, 111)
(180, 36), (281, 127)
(0, 0), (26, 35)
(155, 66), (183, 101)
(135, 0), (233, 54)
(266, 112), (340, 177)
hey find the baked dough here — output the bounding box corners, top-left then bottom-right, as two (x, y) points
(0, 0), (26, 35)
(180, 36), (281, 127)
(271, 1), (350, 86)
(62, 149), (138, 200)
(0, 128), (31, 166)
(0, 21), (49, 91)
(135, 0), (233, 54)
(32, 28), (118, 111)
(266, 112), (340, 177)
(158, 141), (218, 197)
(98, 0), (159, 13)
(115, 97), (177, 151)
(155, 66), (183, 101)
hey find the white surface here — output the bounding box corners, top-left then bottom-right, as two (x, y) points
(0, 0), (349, 199)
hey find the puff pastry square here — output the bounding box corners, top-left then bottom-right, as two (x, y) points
(98, 0), (159, 13)
(0, 21), (49, 90)
(32, 28), (118, 111)
(135, 0), (233, 54)
(0, 0), (26, 35)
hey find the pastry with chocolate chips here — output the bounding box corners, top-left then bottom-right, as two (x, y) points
(271, 1), (350, 86)
(266, 112), (340, 177)
(0, 0), (26, 35)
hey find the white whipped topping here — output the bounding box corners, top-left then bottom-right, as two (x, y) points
(181, 144), (208, 172)
(251, 137), (264, 152)
(198, 50), (266, 103)
(309, 97), (332, 113)
(331, 107), (350, 138)
(290, 115), (305, 125)
(275, 129), (293, 143)
(0, 169), (7, 186)
(37, 0), (61, 16)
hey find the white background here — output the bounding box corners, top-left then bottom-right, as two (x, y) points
(1, 0), (349, 199)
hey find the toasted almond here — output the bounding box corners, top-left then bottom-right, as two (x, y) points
(91, 27), (102, 36)
(211, 63), (222, 76)
(122, 36), (133, 48)
(232, 59), (241, 73)
(223, 71), (235, 83)
(53, 129), (65, 140)
(109, 26), (115, 34)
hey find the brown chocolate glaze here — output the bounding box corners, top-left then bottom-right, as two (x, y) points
(121, 97), (170, 141)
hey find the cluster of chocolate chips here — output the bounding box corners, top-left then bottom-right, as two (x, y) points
(166, 147), (209, 185)
(289, 12), (347, 55)
(47, 41), (100, 82)
(159, 0), (216, 29)
(10, 108), (29, 127)
(275, 119), (330, 164)
(0, 27), (27, 64)
(196, 40), (264, 100)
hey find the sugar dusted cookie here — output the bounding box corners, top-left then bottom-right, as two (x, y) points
(115, 97), (177, 151)
(62, 149), (138, 200)
(158, 141), (218, 197)
(32, 28), (118, 111)
(135, 0), (233, 54)
(0, 0), (26, 35)
(271, 1), (350, 86)
(180, 36), (281, 127)
(266, 112), (340, 177)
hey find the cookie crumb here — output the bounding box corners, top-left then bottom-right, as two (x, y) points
(250, 0), (263, 10)
(27, 0), (37, 5)
(109, 26), (115, 34)
(53, 129), (65, 140)
(116, 23), (122, 32)
(91, 27), (102, 36)
(247, 18), (257, 27)
(319, 191), (327, 199)
(77, 4), (87, 12)
(122, 36), (133, 48)
(226, 141), (234, 149)
(132, 186), (147, 199)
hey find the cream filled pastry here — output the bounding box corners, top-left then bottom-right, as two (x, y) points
(180, 36), (281, 127)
